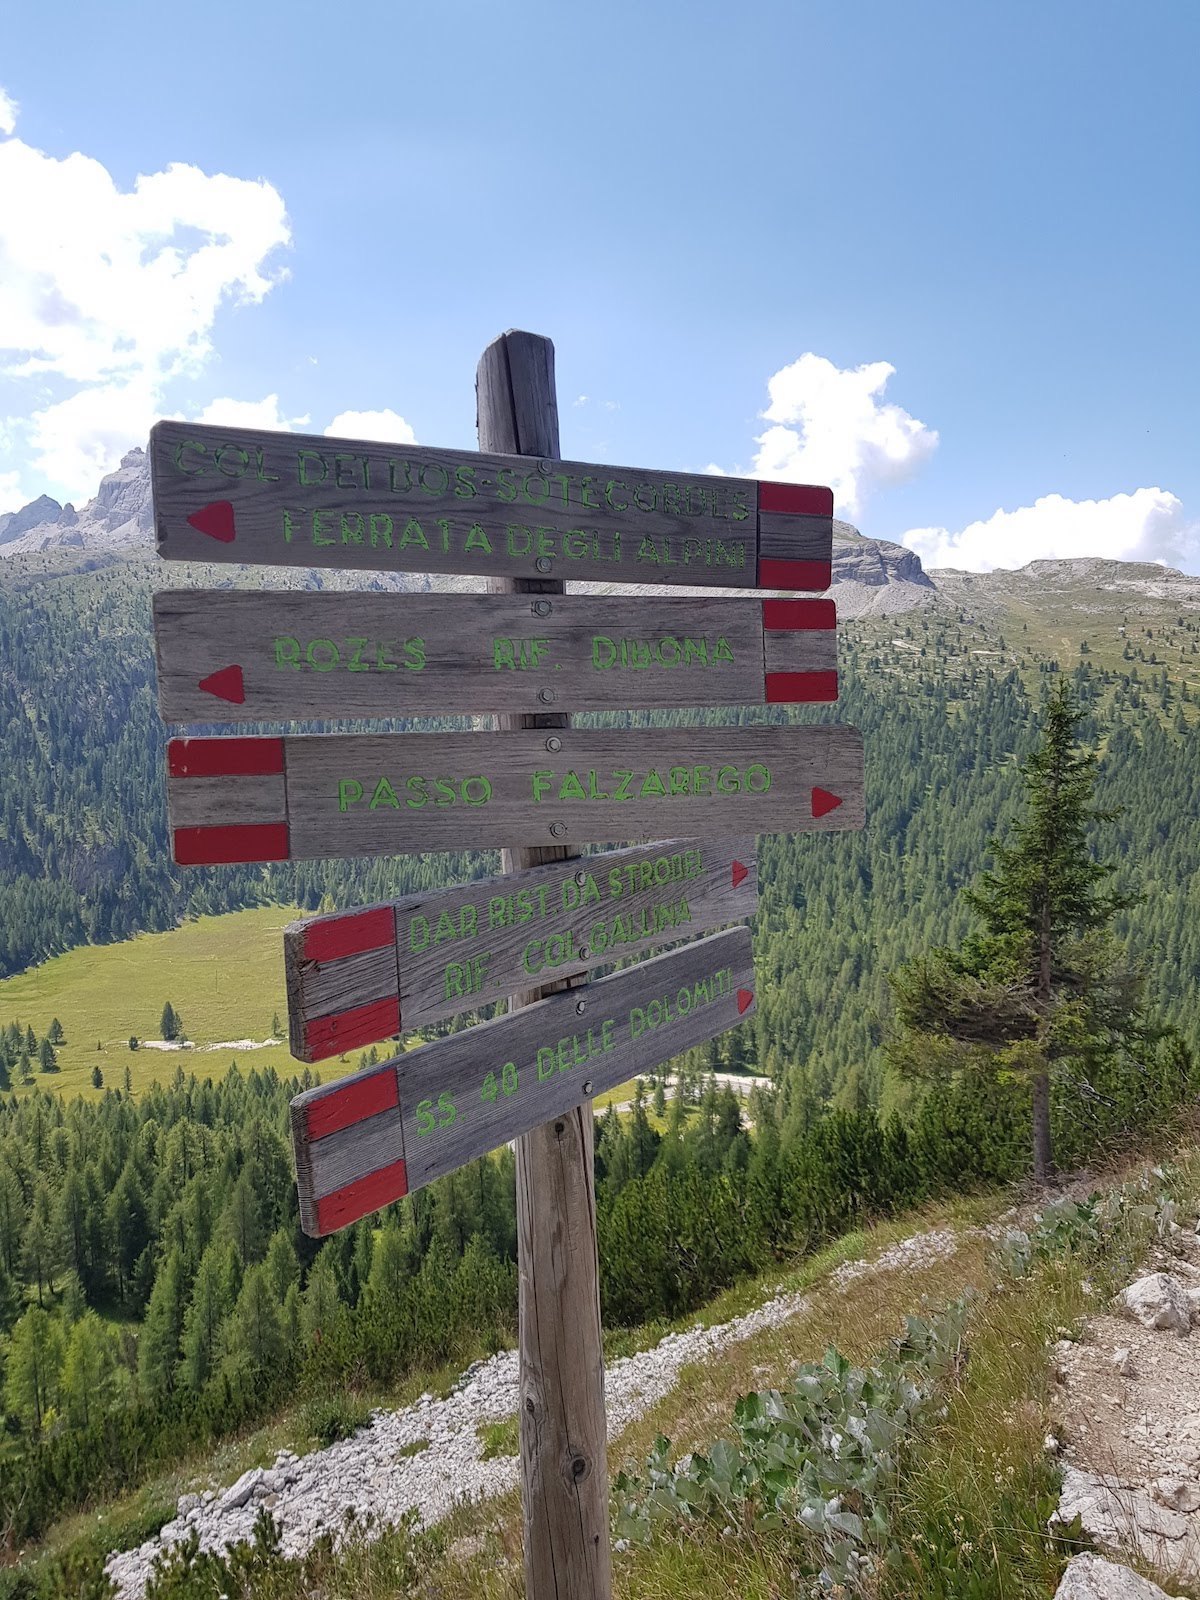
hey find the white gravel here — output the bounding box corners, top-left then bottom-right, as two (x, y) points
(105, 1225), (960, 1596)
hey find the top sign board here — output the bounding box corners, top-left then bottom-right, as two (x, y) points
(149, 421), (833, 591)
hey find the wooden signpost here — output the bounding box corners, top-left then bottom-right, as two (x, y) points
(149, 418), (834, 589)
(290, 925), (754, 1233)
(148, 327), (865, 1600)
(165, 723), (863, 864)
(283, 836), (758, 1060)
(153, 590), (838, 720)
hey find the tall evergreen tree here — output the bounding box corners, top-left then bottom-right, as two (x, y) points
(4, 1306), (63, 1434)
(888, 682), (1155, 1183)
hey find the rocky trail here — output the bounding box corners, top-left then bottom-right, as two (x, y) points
(103, 1170), (1200, 1600)
(1051, 1224), (1200, 1594)
(104, 1225), (965, 1597)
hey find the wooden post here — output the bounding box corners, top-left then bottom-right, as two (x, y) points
(476, 330), (614, 1599)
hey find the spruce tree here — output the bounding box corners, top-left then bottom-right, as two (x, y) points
(160, 1002), (178, 1042)
(888, 682), (1151, 1184)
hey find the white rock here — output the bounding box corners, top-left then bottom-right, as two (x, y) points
(1110, 1347), (1136, 1377)
(218, 1468), (264, 1513)
(1053, 1553), (1172, 1598)
(1119, 1273), (1193, 1334)
(1153, 1477), (1200, 1514)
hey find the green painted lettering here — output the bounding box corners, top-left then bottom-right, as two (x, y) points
(371, 777), (401, 809)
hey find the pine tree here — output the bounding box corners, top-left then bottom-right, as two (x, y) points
(160, 1002), (179, 1042)
(139, 1247), (187, 1400)
(47, 1019), (64, 1045)
(38, 1037), (57, 1073)
(91, 1064), (104, 1089)
(300, 1248), (343, 1347)
(222, 1264), (285, 1386)
(180, 1241), (237, 1391)
(4, 1306), (63, 1434)
(889, 683), (1153, 1184)
(62, 1312), (120, 1428)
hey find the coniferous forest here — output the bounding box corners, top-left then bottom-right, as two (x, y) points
(0, 547), (1198, 1544)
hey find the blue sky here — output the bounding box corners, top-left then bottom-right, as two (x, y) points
(2, 0), (1197, 571)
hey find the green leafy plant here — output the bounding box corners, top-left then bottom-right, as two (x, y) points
(615, 1300), (969, 1588)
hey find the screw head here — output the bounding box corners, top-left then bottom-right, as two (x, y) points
(574, 870), (587, 886)
(538, 687), (555, 705)
(532, 600), (552, 617)
(575, 999), (587, 1015)
(581, 1081), (593, 1096)
(549, 822), (566, 838)
(577, 946), (588, 960)
(535, 556), (552, 573)
(545, 736), (562, 753)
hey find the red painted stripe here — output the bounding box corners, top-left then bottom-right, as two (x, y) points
(173, 822), (291, 865)
(303, 907), (397, 964)
(304, 1066), (399, 1141)
(761, 598), (836, 632)
(737, 988), (755, 1014)
(303, 997), (402, 1062)
(315, 1158), (408, 1234)
(168, 736), (284, 778)
(758, 558), (833, 592)
(758, 482), (834, 517)
(731, 859), (749, 889)
(765, 669), (839, 704)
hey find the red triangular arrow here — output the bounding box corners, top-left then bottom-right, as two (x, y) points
(737, 988), (754, 1015)
(198, 664), (245, 704)
(186, 500), (236, 542)
(731, 859), (749, 888)
(811, 787), (843, 818)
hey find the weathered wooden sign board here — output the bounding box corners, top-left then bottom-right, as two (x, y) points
(284, 835), (757, 1060)
(166, 724), (864, 864)
(290, 925), (754, 1235)
(153, 590), (838, 720)
(150, 420), (833, 590)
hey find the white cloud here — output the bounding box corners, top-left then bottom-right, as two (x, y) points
(753, 354), (938, 520)
(25, 377), (161, 503)
(197, 394), (309, 431)
(904, 488), (1199, 573)
(325, 408), (416, 445)
(0, 88), (17, 136)
(0, 470), (24, 512)
(0, 118), (290, 499)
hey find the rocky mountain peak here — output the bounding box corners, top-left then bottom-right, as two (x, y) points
(829, 519), (936, 619)
(0, 449), (152, 557)
(0, 494), (65, 548)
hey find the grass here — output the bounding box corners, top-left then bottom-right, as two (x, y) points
(0, 907), (304, 1098)
(0, 907), (673, 1112)
(477, 1418), (519, 1460)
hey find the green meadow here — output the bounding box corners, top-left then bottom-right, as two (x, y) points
(0, 907), (309, 1097)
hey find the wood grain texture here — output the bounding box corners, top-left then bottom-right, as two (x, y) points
(166, 724), (864, 861)
(149, 417), (832, 590)
(477, 328), (611, 1600)
(395, 925), (754, 1193)
(152, 590), (824, 721)
(283, 836), (758, 1058)
(289, 924), (754, 1214)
